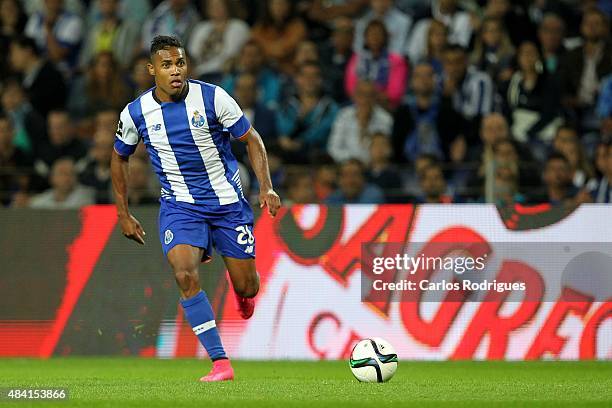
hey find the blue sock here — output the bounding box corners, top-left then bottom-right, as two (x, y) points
(180, 291), (227, 361)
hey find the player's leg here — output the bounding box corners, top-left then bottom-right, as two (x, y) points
(167, 244), (234, 382)
(159, 201), (233, 381)
(223, 256), (259, 298)
(208, 201), (258, 319)
(223, 256), (259, 319)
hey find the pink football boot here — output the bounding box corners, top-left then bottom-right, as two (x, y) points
(234, 293), (255, 320)
(199, 359), (234, 382)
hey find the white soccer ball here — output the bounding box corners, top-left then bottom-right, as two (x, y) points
(349, 337), (398, 383)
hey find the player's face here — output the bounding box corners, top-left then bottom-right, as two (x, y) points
(149, 47), (187, 100)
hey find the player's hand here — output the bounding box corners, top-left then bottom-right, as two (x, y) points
(119, 213), (146, 245)
(259, 189), (281, 217)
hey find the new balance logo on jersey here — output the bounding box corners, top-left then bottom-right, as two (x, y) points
(245, 245), (254, 254)
(150, 123), (162, 132)
(192, 110), (205, 128)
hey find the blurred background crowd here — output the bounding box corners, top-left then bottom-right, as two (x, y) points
(1, 0), (612, 209)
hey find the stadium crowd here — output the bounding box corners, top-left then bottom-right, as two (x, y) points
(0, 0), (611, 208)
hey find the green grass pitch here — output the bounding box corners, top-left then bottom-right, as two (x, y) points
(0, 359), (611, 407)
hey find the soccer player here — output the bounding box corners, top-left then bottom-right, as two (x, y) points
(110, 36), (281, 382)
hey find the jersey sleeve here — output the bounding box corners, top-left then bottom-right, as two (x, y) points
(114, 106), (140, 157)
(214, 86), (251, 139)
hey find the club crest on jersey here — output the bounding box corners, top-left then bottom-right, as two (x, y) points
(164, 229), (174, 245)
(191, 110), (205, 128)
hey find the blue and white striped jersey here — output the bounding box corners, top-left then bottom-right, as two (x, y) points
(114, 79), (250, 206)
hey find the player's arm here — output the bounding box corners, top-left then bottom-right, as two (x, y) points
(241, 128), (281, 217)
(215, 86), (281, 216)
(111, 109), (146, 244)
(111, 151), (146, 244)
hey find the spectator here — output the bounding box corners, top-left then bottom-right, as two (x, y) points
(319, 17), (355, 104)
(312, 155), (337, 202)
(85, 0), (151, 27)
(593, 140), (609, 179)
(141, 0), (198, 51)
(404, 153), (437, 197)
(555, 135), (595, 189)
(231, 72), (278, 161)
(538, 13), (567, 77)
(79, 0), (140, 70)
(128, 53), (155, 100)
(188, 0), (250, 81)
(93, 107), (120, 134)
(306, 0), (368, 23)
(416, 162), (454, 204)
(392, 61), (465, 162)
(481, 0), (538, 47)
(127, 156), (158, 205)
(552, 125), (578, 153)
(367, 132), (403, 202)
(486, 139), (532, 204)
(0, 113), (32, 205)
(0, 0), (25, 37)
(277, 62), (339, 162)
(395, 0), (429, 15)
(291, 40), (319, 75)
(78, 129), (114, 203)
(353, 0), (412, 55)
(284, 169), (315, 205)
(559, 7), (612, 126)
(328, 80), (392, 164)
(589, 142), (611, 203)
(251, 0), (307, 75)
(423, 19), (448, 77)
(489, 163), (525, 207)
(463, 113), (511, 200)
(9, 35), (67, 117)
(535, 152), (583, 206)
(68, 51), (131, 118)
(24, 0), (83, 73)
(407, 18), (449, 75)
(469, 17), (515, 86)
(597, 74), (612, 139)
(29, 157), (95, 209)
(0, 0), (27, 79)
(345, 19), (408, 109)
(326, 158), (384, 204)
(22, 0), (85, 16)
(524, 0), (577, 37)
(0, 78), (46, 155)
(441, 44), (493, 138)
(221, 40), (282, 110)
(34, 110), (87, 179)
(501, 41), (562, 152)
(407, 0), (472, 59)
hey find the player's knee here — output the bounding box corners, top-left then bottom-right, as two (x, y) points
(235, 275), (259, 298)
(173, 266), (199, 288)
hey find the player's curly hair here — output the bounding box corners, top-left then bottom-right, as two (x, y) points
(150, 35), (183, 56)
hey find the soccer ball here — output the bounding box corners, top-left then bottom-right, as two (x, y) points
(349, 337), (398, 383)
